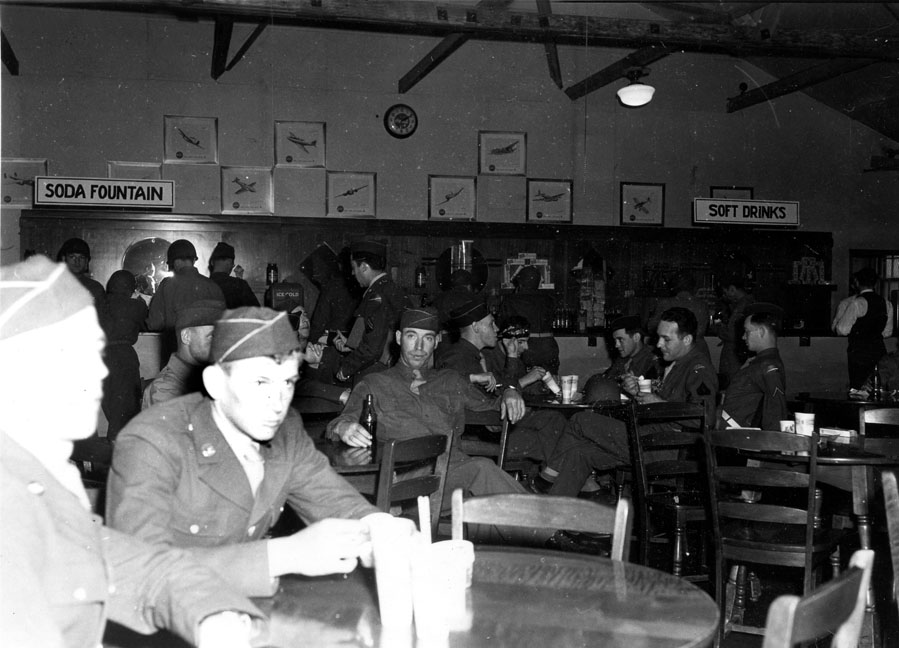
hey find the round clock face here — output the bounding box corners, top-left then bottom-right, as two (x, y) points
(384, 104), (418, 139)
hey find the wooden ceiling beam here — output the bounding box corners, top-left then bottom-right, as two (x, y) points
(565, 45), (670, 100)
(211, 17), (267, 80)
(726, 58), (878, 113)
(1, 30), (19, 76)
(16, 0), (898, 61)
(536, 0), (563, 89)
(398, 32), (469, 93)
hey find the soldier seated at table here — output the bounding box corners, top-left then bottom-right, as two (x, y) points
(532, 307), (718, 499)
(108, 306), (390, 597)
(718, 304), (789, 430)
(0, 255), (262, 648)
(434, 300), (565, 468)
(328, 307), (608, 554)
(599, 314), (661, 384)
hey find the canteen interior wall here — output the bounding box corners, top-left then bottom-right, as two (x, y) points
(1, 4), (897, 307)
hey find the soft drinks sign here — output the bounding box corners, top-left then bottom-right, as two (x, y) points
(693, 198), (799, 226)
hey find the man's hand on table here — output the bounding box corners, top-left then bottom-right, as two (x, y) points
(267, 519), (369, 578)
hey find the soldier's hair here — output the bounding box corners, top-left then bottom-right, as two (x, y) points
(747, 311), (781, 336)
(659, 306), (697, 339)
(351, 251), (386, 272)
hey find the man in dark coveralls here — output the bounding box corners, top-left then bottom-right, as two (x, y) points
(108, 307), (387, 597)
(0, 255), (263, 648)
(208, 241), (260, 309)
(833, 267), (894, 390)
(436, 299), (565, 467)
(541, 307), (718, 498)
(333, 239), (406, 384)
(147, 238), (225, 333)
(328, 307), (606, 553)
(718, 305), (789, 430)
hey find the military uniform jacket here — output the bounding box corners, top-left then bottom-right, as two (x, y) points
(656, 344), (719, 430)
(107, 393), (378, 597)
(437, 338), (516, 394)
(1, 433), (261, 648)
(602, 344), (660, 383)
(210, 272), (260, 309)
(338, 274), (405, 379)
(721, 347), (788, 430)
(146, 267), (225, 332)
(141, 353), (204, 410)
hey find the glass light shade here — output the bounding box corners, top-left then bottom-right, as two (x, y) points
(617, 82), (655, 107)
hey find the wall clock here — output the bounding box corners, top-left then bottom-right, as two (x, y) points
(384, 104), (418, 139)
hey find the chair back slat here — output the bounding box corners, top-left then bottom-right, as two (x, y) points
(717, 466), (810, 489)
(882, 470), (899, 609)
(710, 428), (812, 453)
(375, 434), (450, 538)
(450, 489), (633, 562)
(718, 502), (809, 525)
(762, 550), (874, 648)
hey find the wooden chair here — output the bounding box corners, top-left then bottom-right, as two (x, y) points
(704, 428), (847, 641)
(450, 489), (632, 562)
(623, 401), (709, 580)
(460, 409), (535, 478)
(375, 435), (450, 539)
(859, 406), (899, 437)
(761, 549), (874, 648)
(882, 470), (899, 614)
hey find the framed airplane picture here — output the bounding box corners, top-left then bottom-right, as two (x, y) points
(2, 158), (47, 206)
(527, 179), (572, 223)
(620, 182), (664, 226)
(429, 175), (476, 220)
(221, 166), (273, 214)
(327, 171), (376, 217)
(479, 131), (526, 175)
(275, 121), (325, 167)
(164, 115), (218, 164)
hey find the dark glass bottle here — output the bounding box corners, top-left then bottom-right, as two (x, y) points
(266, 263), (279, 286)
(359, 394), (378, 461)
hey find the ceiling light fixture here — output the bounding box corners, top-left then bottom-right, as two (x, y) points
(617, 68), (655, 107)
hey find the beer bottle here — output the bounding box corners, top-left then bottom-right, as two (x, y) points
(359, 394), (378, 460)
(266, 263), (279, 286)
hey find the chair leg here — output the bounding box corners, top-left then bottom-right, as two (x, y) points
(830, 546), (841, 579)
(725, 564), (747, 627)
(673, 515), (687, 577)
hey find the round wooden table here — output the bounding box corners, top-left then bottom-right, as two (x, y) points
(256, 547), (719, 648)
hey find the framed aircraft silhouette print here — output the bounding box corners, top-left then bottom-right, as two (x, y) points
(221, 166), (273, 215)
(620, 182), (664, 226)
(479, 131), (526, 175)
(429, 175), (476, 221)
(327, 171), (376, 217)
(2, 158), (47, 206)
(527, 179), (572, 223)
(164, 115), (218, 164)
(275, 121), (325, 167)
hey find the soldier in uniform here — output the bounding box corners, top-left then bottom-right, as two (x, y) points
(107, 307), (387, 597)
(719, 304), (789, 430)
(600, 314), (660, 383)
(0, 255), (262, 648)
(333, 240), (406, 384)
(208, 241), (260, 309)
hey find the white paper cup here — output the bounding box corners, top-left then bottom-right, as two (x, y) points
(542, 372), (561, 395)
(779, 420), (796, 433)
(638, 378), (653, 394)
(370, 516), (418, 627)
(561, 375), (579, 403)
(794, 412), (815, 436)
(410, 540), (474, 638)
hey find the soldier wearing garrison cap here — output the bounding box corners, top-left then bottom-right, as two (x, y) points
(208, 241), (260, 309)
(142, 298), (226, 409)
(109, 306), (385, 597)
(0, 255), (263, 647)
(147, 238), (225, 334)
(332, 239), (406, 384)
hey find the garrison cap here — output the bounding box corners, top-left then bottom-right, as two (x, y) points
(499, 316), (530, 339)
(450, 298), (490, 328)
(211, 307), (300, 363)
(350, 239), (387, 259)
(176, 298), (226, 332)
(400, 307), (439, 332)
(0, 255), (93, 342)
